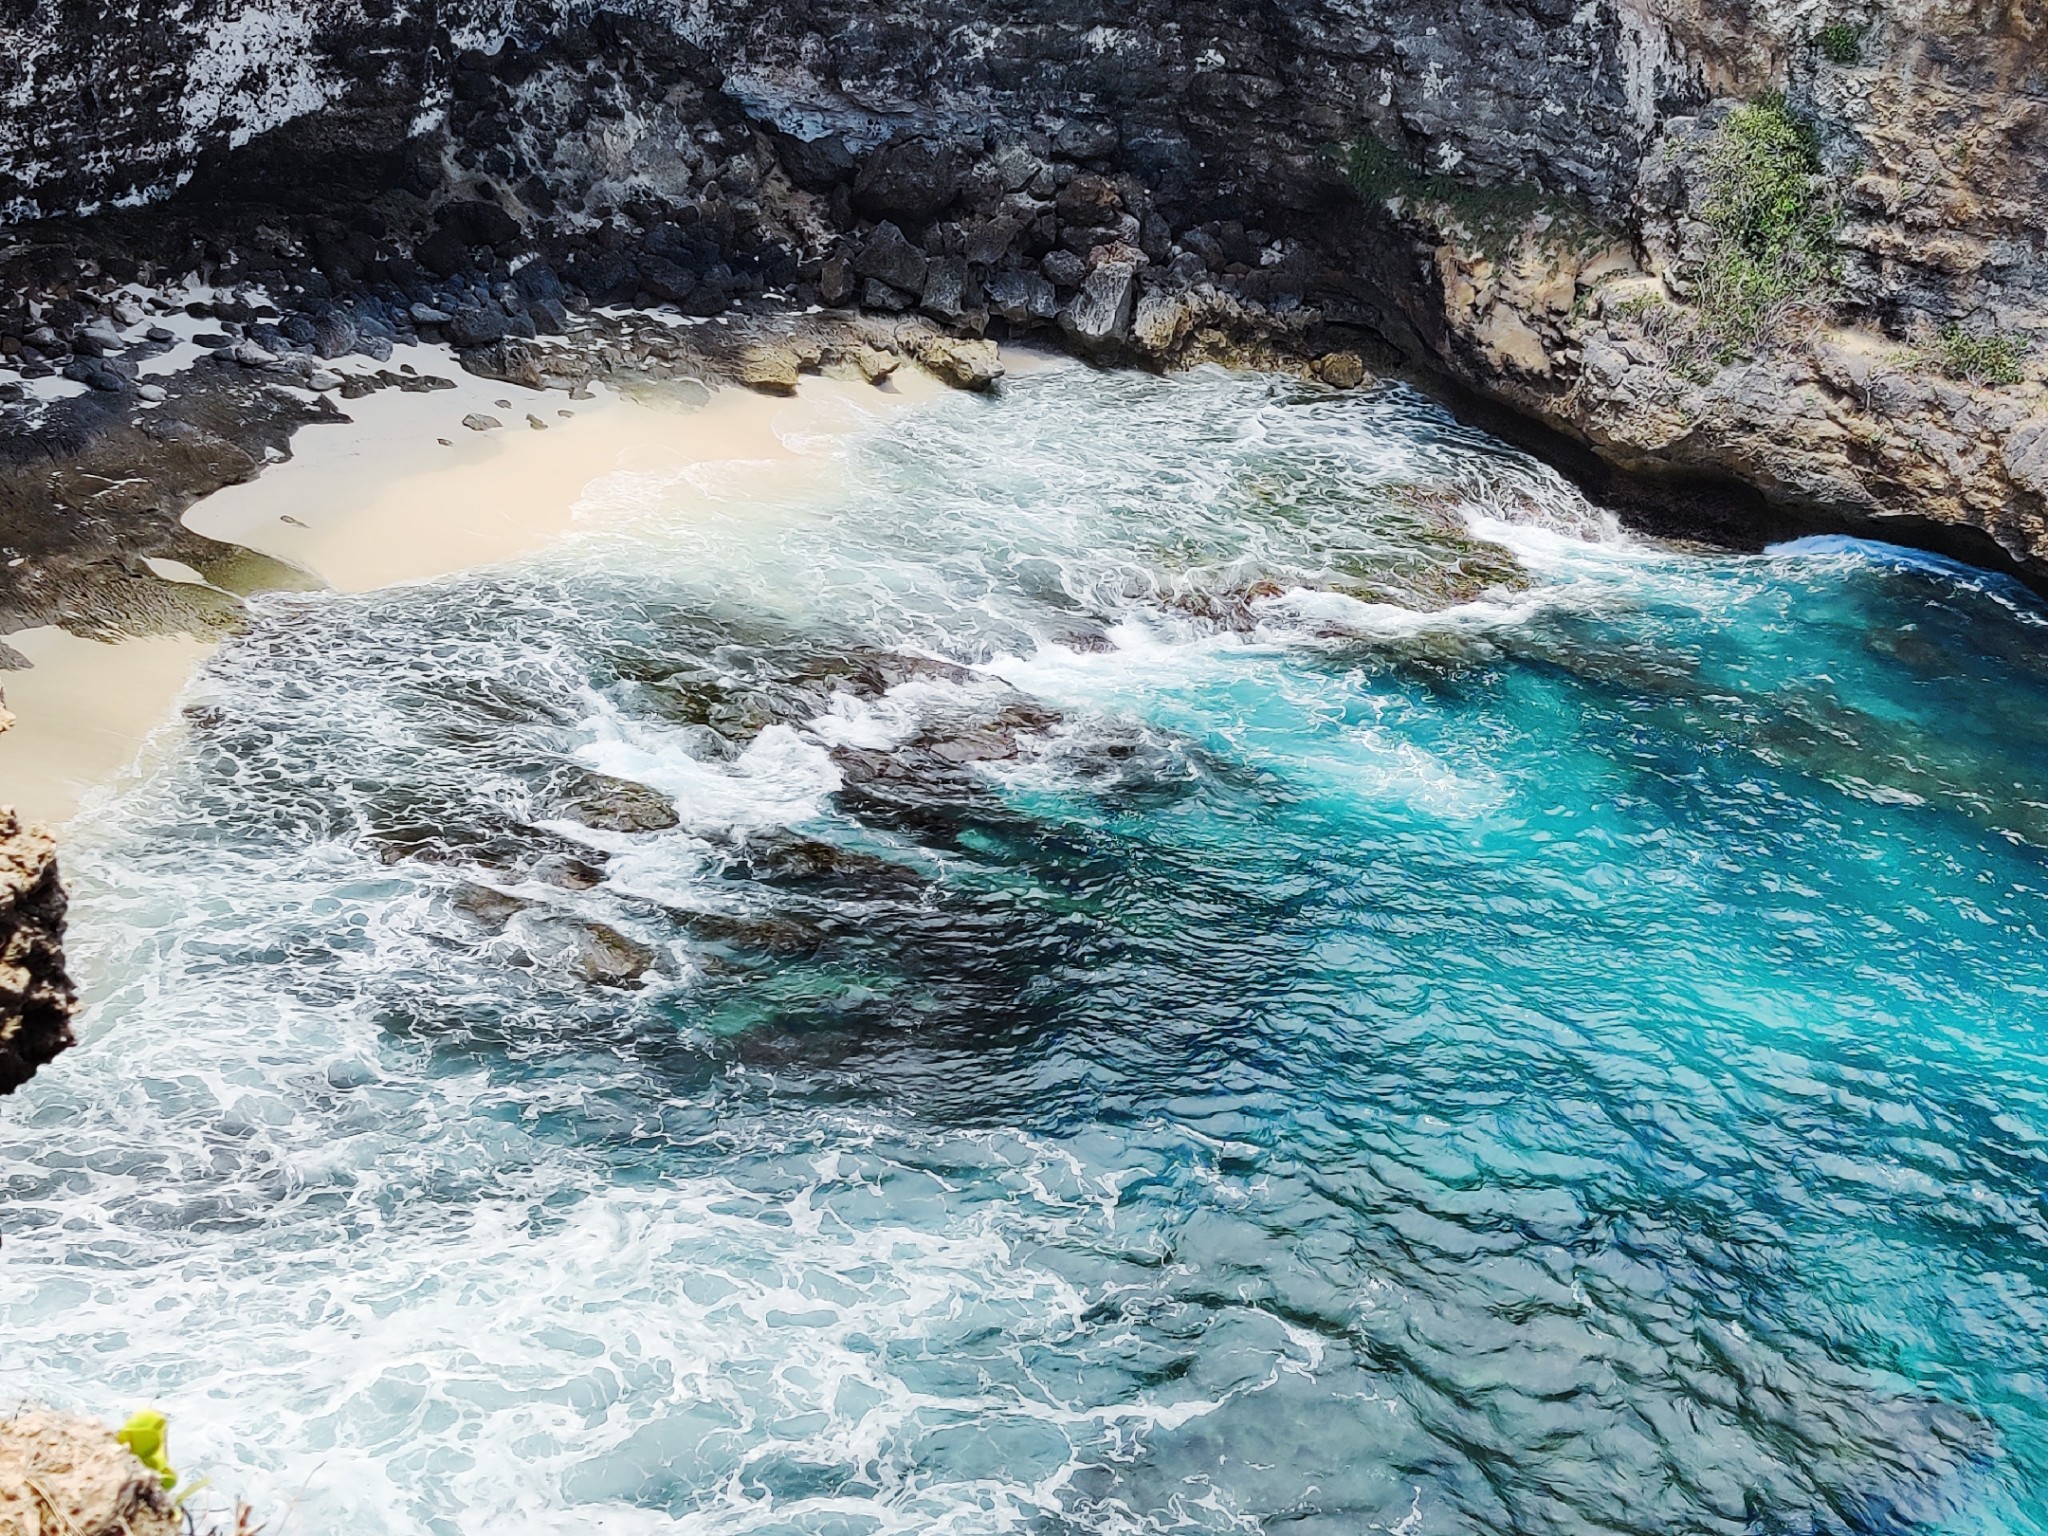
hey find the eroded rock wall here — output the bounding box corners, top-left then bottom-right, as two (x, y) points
(0, 0), (2040, 567)
(0, 799), (76, 1094)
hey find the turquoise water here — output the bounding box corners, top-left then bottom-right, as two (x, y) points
(4, 363), (2048, 1535)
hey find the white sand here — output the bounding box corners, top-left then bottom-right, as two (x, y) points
(0, 350), (966, 828)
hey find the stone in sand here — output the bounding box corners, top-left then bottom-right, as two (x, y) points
(461, 413), (502, 431)
(917, 336), (1003, 392)
(735, 344), (802, 394)
(855, 344), (900, 383)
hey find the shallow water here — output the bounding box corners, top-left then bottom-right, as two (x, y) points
(6, 362), (2048, 1536)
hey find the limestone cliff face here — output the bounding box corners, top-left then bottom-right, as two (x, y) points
(0, 801), (76, 1094)
(0, 0), (2040, 567)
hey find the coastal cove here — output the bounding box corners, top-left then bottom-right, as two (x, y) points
(5, 358), (2048, 1534)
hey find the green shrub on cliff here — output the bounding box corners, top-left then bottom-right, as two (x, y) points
(1933, 326), (2029, 386)
(1815, 23), (1865, 64)
(1696, 95), (1840, 357)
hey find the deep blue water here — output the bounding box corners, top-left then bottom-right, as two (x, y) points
(4, 364), (2048, 1536)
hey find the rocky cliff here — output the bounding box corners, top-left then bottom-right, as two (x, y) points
(0, 796), (77, 1093)
(0, 0), (2039, 573)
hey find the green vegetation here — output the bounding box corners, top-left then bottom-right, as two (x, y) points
(1341, 131), (1602, 257)
(118, 1409), (178, 1490)
(1933, 325), (2030, 386)
(1815, 22), (1865, 64)
(1694, 94), (1840, 357)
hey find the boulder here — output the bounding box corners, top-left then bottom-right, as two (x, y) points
(444, 307), (509, 348)
(855, 344), (900, 383)
(736, 343), (802, 394)
(1040, 249), (1087, 290)
(1131, 288), (1192, 356)
(986, 269), (1059, 325)
(1055, 173), (1123, 228)
(853, 137), (965, 221)
(919, 257), (975, 322)
(862, 279), (916, 312)
(1058, 260), (1139, 348)
(556, 771), (681, 832)
(917, 336), (1004, 391)
(850, 222), (930, 295)
(818, 253), (858, 307)
(1314, 351), (1368, 388)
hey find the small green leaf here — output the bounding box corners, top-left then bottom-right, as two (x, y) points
(116, 1410), (179, 1491)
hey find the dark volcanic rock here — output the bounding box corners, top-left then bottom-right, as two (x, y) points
(850, 223), (930, 295)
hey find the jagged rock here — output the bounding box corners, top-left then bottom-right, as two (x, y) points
(1055, 173), (1123, 228)
(853, 137), (966, 221)
(918, 337), (1004, 391)
(855, 344), (900, 383)
(862, 279), (916, 313)
(554, 771), (680, 832)
(986, 269), (1059, 325)
(558, 918), (656, 987)
(818, 253), (857, 307)
(0, 809), (77, 1094)
(919, 257), (974, 323)
(0, 1412), (179, 1536)
(850, 222), (929, 295)
(445, 307), (510, 347)
(409, 303), (454, 325)
(1131, 289), (1192, 355)
(1059, 260), (1138, 348)
(1040, 250), (1088, 291)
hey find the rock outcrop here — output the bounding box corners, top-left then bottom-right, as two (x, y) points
(0, 0), (2036, 572)
(0, 802), (77, 1094)
(0, 1412), (179, 1536)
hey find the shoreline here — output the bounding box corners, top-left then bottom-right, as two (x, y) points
(0, 344), (973, 829)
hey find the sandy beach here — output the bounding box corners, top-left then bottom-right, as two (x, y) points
(0, 349), (960, 828)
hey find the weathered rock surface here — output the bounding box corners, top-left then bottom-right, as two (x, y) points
(0, 804), (78, 1094)
(0, 1412), (177, 1536)
(0, 0), (2035, 573)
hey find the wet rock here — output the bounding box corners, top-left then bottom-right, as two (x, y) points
(452, 880), (535, 929)
(1314, 351), (1368, 388)
(553, 770), (680, 832)
(917, 336), (1003, 392)
(560, 918), (656, 987)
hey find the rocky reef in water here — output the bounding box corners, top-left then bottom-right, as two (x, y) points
(0, 0), (2036, 1082)
(0, 0), (2032, 576)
